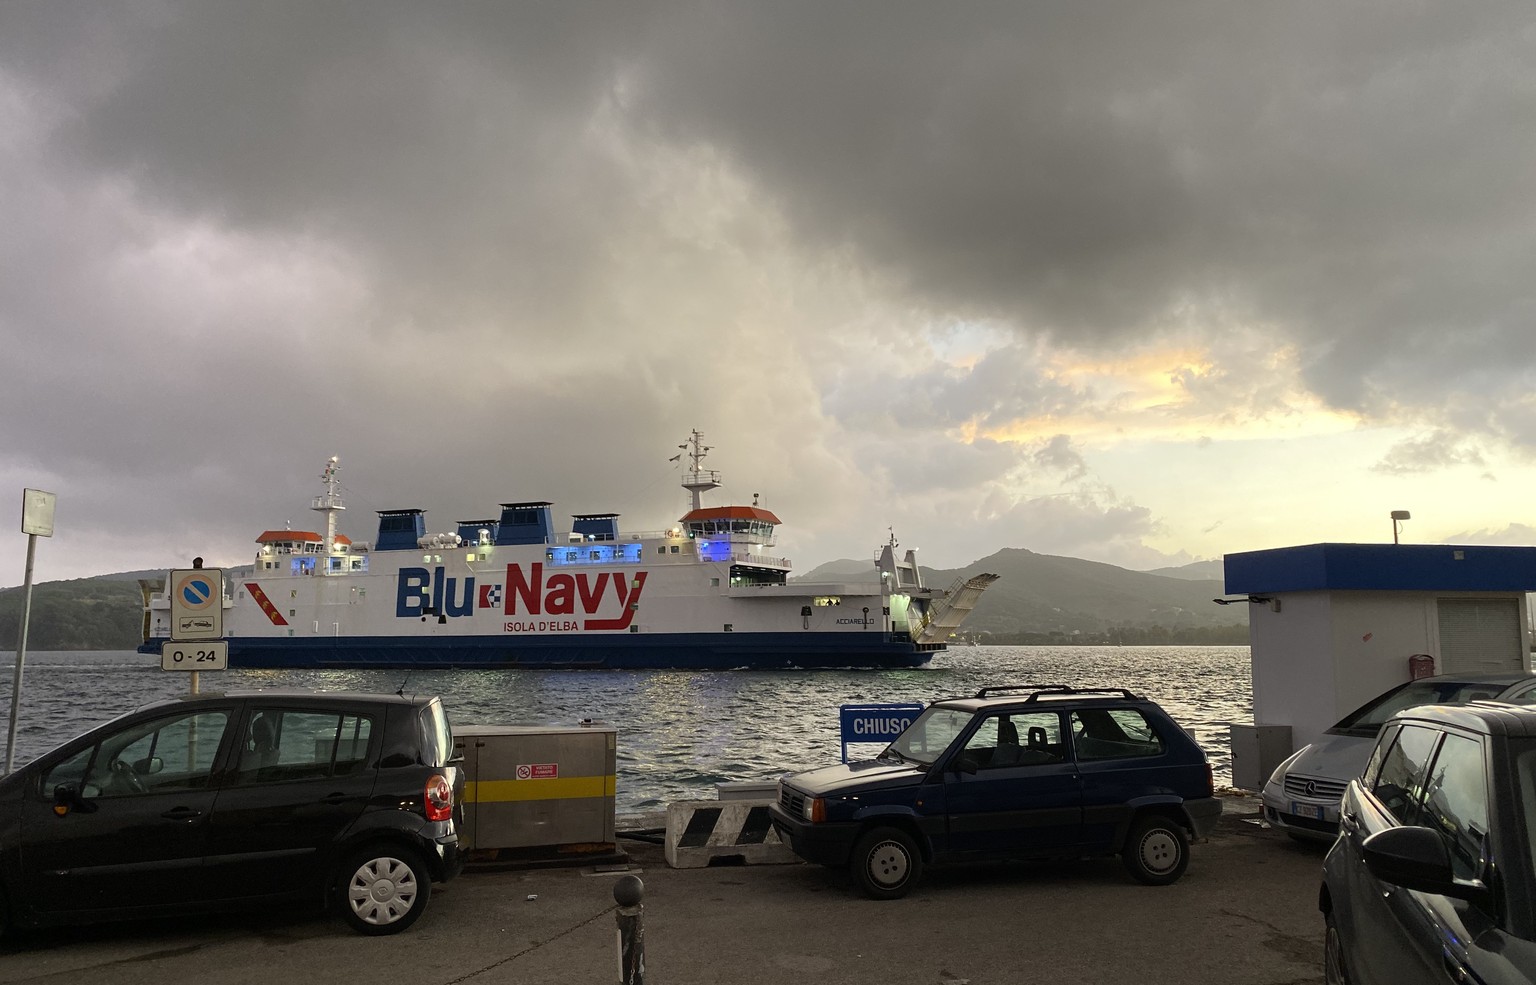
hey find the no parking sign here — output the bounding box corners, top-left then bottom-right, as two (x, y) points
(170, 567), (224, 640)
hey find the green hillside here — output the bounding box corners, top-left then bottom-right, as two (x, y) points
(0, 578), (148, 651)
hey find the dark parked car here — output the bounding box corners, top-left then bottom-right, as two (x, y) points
(1320, 701), (1536, 984)
(770, 685), (1222, 899)
(0, 689), (464, 937)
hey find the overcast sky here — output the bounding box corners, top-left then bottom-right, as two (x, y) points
(4, 2), (1536, 588)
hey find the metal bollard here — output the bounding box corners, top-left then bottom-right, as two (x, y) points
(614, 874), (645, 985)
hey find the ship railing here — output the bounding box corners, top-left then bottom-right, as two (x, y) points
(619, 528), (690, 541)
(738, 553), (790, 567)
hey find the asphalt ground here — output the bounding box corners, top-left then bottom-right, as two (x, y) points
(0, 796), (1329, 985)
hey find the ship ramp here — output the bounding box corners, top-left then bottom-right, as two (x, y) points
(914, 573), (1000, 644)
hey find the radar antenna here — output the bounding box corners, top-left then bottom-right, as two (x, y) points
(310, 455), (346, 564)
(677, 429), (721, 512)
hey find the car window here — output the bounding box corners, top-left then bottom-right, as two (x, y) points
(889, 707), (972, 765)
(1371, 724), (1441, 826)
(1360, 722), (1402, 789)
(961, 711), (1063, 768)
(1513, 744), (1536, 880)
(41, 746), (96, 795)
(235, 708), (375, 783)
(1070, 708), (1165, 761)
(1500, 683), (1536, 705)
(1419, 732), (1489, 881)
(64, 709), (230, 798)
(1334, 679), (1526, 736)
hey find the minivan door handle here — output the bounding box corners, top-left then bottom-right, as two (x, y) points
(1339, 811), (1359, 834)
(161, 807), (204, 821)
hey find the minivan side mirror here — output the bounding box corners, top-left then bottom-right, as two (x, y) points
(1362, 826), (1491, 907)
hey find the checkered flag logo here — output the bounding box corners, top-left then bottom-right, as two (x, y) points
(478, 584), (503, 608)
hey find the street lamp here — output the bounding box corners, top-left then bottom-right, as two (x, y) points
(1391, 510), (1411, 544)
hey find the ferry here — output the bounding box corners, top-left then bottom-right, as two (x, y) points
(139, 433), (998, 669)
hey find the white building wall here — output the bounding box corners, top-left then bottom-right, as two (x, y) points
(1249, 592), (1332, 743)
(1325, 592), (1437, 740)
(1249, 589), (1531, 752)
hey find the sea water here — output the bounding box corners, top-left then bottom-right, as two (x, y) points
(0, 645), (1251, 814)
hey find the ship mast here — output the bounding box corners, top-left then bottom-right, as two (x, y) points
(677, 429), (721, 512)
(311, 455), (346, 566)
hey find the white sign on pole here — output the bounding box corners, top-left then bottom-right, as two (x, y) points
(20, 488), (55, 537)
(169, 568), (225, 640)
(161, 640), (229, 672)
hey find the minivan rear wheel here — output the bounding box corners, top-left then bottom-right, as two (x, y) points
(337, 845), (430, 935)
(852, 826), (923, 900)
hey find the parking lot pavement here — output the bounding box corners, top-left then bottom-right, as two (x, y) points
(0, 802), (1328, 985)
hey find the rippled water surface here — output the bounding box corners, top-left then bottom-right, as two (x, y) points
(0, 646), (1251, 814)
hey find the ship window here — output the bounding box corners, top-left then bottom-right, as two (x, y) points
(591, 551), (601, 560)
(629, 625), (639, 633)
(711, 578), (719, 587)
(814, 597), (842, 607)
(724, 624), (733, 632)
(670, 546), (680, 554)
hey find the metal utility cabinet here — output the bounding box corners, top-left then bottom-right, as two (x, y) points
(453, 721), (619, 862)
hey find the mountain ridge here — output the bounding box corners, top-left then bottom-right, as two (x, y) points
(799, 548), (1241, 642)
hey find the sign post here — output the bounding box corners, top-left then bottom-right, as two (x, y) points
(6, 488), (56, 774)
(165, 564), (225, 694)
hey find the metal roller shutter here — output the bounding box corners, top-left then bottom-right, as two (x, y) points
(1436, 598), (1521, 674)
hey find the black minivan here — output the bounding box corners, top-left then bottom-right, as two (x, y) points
(0, 689), (463, 936)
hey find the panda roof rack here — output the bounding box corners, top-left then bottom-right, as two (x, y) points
(972, 684), (1145, 702)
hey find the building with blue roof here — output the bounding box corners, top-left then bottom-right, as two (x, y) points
(1223, 542), (1536, 790)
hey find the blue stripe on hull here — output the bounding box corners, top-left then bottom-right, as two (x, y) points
(140, 633), (941, 670)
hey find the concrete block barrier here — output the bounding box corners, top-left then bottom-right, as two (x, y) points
(664, 799), (799, 868)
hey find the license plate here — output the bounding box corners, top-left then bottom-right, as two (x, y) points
(1290, 801), (1324, 821)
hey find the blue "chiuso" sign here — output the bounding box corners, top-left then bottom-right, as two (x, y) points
(839, 703), (924, 762)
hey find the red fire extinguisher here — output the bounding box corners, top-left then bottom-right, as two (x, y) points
(1408, 653), (1436, 680)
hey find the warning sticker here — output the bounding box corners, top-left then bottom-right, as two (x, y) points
(516, 763), (558, 780)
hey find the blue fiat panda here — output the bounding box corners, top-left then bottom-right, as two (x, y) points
(770, 685), (1221, 899)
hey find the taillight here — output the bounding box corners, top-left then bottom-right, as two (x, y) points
(1204, 763), (1215, 796)
(424, 774), (453, 822)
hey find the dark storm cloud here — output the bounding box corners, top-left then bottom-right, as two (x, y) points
(11, 2), (1534, 417)
(626, 2), (1536, 419)
(12, 3), (655, 337)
